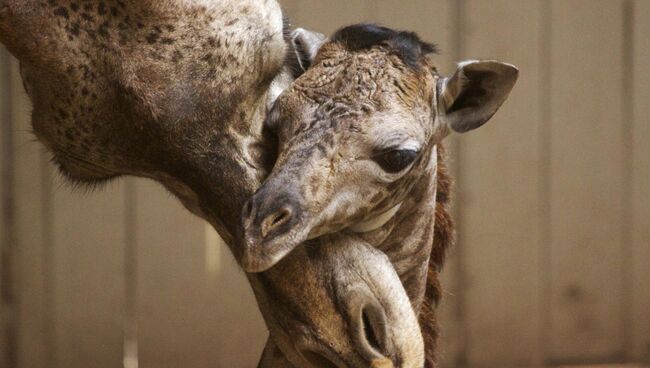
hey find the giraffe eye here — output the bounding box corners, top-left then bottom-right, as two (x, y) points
(373, 149), (419, 173)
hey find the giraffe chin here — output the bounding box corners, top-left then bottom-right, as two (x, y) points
(240, 224), (311, 273)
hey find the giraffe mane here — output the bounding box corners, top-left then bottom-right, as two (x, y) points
(420, 143), (455, 368)
(330, 23), (439, 68)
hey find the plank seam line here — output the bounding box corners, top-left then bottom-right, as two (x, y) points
(538, 0), (553, 366)
(452, 1), (468, 367)
(1, 46), (17, 368)
(620, 0), (635, 361)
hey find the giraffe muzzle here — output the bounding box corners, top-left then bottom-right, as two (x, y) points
(240, 187), (310, 272)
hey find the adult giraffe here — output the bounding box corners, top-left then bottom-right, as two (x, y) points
(0, 1), (424, 367)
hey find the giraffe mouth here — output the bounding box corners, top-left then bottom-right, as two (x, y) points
(51, 150), (120, 184)
(240, 184), (405, 272)
(349, 203), (402, 233)
(239, 181), (315, 272)
(241, 220), (312, 273)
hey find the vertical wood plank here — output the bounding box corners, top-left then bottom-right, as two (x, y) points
(0, 46), (11, 368)
(10, 57), (55, 368)
(444, 2), (467, 366)
(549, 0), (626, 362)
(135, 180), (210, 368)
(123, 178), (139, 368)
(211, 233), (267, 368)
(51, 181), (127, 368)
(280, 0), (301, 22)
(457, 1), (545, 366)
(631, 0), (650, 363)
(136, 180), (266, 368)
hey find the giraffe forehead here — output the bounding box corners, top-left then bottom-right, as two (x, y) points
(286, 60), (436, 133)
(275, 99), (429, 158)
(293, 47), (417, 96)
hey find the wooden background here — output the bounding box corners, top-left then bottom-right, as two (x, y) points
(1, 0), (649, 367)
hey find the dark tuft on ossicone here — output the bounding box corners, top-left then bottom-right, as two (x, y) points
(331, 23), (438, 68)
(282, 17), (308, 79)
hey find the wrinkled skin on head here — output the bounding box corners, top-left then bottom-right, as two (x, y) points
(276, 46), (436, 231)
(242, 42), (438, 270)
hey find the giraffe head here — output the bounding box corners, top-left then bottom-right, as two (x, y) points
(257, 234), (425, 368)
(241, 24), (518, 272)
(0, 0), (289, 235)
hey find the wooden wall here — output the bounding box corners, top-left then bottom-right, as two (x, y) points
(1, 1), (649, 367)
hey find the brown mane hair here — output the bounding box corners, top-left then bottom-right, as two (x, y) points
(420, 144), (455, 368)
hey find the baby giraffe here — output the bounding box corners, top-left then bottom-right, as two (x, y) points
(242, 23), (517, 273)
(242, 24), (518, 367)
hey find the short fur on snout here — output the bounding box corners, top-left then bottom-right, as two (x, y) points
(241, 24), (518, 273)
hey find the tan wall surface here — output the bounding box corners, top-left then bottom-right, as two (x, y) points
(631, 0), (650, 363)
(1, 1), (649, 367)
(0, 46), (10, 368)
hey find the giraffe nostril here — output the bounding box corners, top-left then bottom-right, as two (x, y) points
(241, 199), (257, 233)
(260, 207), (293, 238)
(242, 199), (253, 224)
(362, 308), (383, 355)
(349, 294), (390, 364)
(243, 200), (254, 219)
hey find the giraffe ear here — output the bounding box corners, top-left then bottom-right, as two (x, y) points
(266, 28), (326, 111)
(436, 60), (518, 134)
(289, 27), (326, 74)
